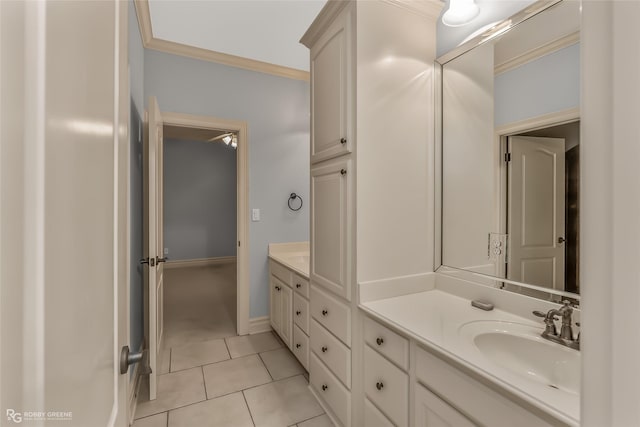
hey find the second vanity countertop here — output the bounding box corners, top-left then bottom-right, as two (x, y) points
(268, 242), (309, 279)
(360, 286), (580, 426)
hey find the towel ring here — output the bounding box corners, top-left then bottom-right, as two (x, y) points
(288, 193), (303, 211)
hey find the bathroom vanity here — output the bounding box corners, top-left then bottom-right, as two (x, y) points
(268, 242), (311, 370)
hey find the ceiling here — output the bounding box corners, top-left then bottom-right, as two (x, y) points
(148, 0), (327, 72)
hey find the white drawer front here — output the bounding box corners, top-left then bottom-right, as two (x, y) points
(310, 353), (351, 427)
(293, 292), (310, 334)
(414, 383), (475, 427)
(364, 346), (409, 427)
(310, 285), (351, 346)
(292, 324), (309, 371)
(293, 273), (310, 299)
(270, 260), (292, 285)
(415, 346), (553, 427)
(364, 399), (394, 427)
(364, 316), (409, 371)
(310, 319), (351, 389)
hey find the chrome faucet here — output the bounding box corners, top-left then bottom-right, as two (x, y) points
(533, 300), (580, 350)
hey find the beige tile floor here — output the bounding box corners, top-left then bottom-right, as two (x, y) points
(134, 265), (331, 427)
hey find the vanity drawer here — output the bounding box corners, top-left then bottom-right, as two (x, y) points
(293, 273), (310, 299)
(310, 352), (351, 427)
(310, 319), (351, 388)
(310, 285), (351, 346)
(364, 316), (409, 371)
(293, 292), (310, 334)
(269, 260), (292, 285)
(292, 324), (309, 370)
(364, 345), (409, 427)
(415, 346), (552, 427)
(364, 399), (394, 427)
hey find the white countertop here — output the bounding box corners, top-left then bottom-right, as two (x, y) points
(268, 242), (309, 278)
(360, 289), (580, 426)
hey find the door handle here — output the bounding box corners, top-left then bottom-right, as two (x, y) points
(558, 237), (566, 244)
(120, 346), (144, 374)
(156, 256), (168, 263)
(140, 257), (155, 266)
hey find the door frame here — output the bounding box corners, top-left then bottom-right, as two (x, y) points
(160, 111), (250, 335)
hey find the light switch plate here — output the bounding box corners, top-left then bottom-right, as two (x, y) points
(164, 248), (169, 255)
(252, 209), (260, 222)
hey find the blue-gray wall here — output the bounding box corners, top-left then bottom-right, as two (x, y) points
(145, 50), (310, 318)
(495, 43), (580, 126)
(128, 0), (144, 356)
(163, 138), (237, 260)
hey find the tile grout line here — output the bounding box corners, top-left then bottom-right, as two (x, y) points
(241, 390), (257, 427)
(135, 398), (207, 421)
(256, 352), (274, 381)
(202, 365), (208, 400)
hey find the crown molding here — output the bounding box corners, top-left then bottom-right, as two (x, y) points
(300, 0), (351, 48)
(133, 0), (309, 82)
(382, 0), (445, 20)
(494, 31), (579, 75)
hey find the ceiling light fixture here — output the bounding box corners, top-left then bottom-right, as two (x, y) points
(442, 0), (480, 27)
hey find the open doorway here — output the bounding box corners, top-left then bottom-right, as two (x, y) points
(162, 124), (240, 348)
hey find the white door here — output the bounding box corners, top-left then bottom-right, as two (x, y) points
(508, 136), (566, 289)
(144, 96), (166, 400)
(0, 0), (129, 425)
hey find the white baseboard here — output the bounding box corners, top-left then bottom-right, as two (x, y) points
(165, 256), (237, 269)
(128, 341), (145, 425)
(249, 316), (272, 335)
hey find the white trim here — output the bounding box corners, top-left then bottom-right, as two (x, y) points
(160, 111), (250, 336)
(248, 316), (272, 335)
(164, 256), (237, 269)
(127, 342), (144, 426)
(495, 32), (579, 75)
(495, 107), (580, 136)
(133, 0), (308, 82)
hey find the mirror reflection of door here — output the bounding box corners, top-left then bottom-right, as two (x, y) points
(505, 121), (580, 293)
(507, 136), (565, 289)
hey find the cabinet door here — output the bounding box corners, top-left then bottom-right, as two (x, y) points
(270, 276), (282, 335)
(310, 6), (351, 163)
(414, 383), (475, 427)
(311, 157), (352, 300)
(280, 284), (293, 348)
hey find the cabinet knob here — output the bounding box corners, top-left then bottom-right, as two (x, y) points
(340, 137), (347, 145)
(376, 337), (384, 346)
(321, 346), (328, 353)
(296, 283), (301, 288)
(296, 310), (301, 316)
(321, 384), (328, 391)
(376, 381), (384, 391)
(340, 169), (347, 175)
(321, 309), (328, 316)
(296, 343), (301, 348)
(275, 286), (281, 291)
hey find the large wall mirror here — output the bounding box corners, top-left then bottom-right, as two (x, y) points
(437, 0), (580, 299)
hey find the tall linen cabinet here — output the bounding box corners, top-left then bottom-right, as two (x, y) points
(301, 1), (442, 426)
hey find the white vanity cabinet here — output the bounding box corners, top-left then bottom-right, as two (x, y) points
(309, 2), (352, 164)
(362, 314), (558, 427)
(269, 260), (310, 368)
(301, 0), (442, 424)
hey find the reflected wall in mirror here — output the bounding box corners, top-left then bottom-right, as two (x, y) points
(439, 0), (580, 297)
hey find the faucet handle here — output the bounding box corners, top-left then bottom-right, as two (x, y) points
(533, 310), (558, 320)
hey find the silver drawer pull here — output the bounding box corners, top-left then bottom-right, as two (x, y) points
(296, 283), (301, 288)
(376, 337), (384, 346)
(321, 346), (328, 353)
(376, 381), (384, 391)
(321, 309), (328, 316)
(296, 343), (301, 349)
(321, 384), (328, 391)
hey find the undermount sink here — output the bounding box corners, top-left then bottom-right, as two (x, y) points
(459, 321), (581, 396)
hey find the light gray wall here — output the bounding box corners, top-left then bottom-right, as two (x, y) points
(495, 44), (580, 127)
(145, 50), (310, 318)
(163, 138), (237, 260)
(128, 0), (144, 356)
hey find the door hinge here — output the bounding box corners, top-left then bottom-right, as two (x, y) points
(238, 241), (241, 247)
(504, 152), (512, 162)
